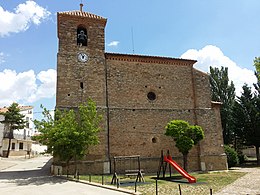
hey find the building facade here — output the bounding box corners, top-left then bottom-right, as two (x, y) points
(0, 106), (34, 157)
(56, 5), (227, 174)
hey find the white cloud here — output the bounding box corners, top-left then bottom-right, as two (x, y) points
(108, 41), (120, 47)
(0, 69), (56, 107)
(0, 52), (5, 64)
(0, 1), (51, 37)
(181, 45), (257, 95)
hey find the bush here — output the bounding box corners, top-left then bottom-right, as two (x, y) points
(238, 152), (247, 164)
(224, 145), (239, 168)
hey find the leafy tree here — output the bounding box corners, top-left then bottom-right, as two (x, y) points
(232, 83), (260, 165)
(253, 57), (260, 76)
(0, 103), (26, 158)
(209, 66), (236, 144)
(165, 120), (204, 170)
(33, 99), (102, 174)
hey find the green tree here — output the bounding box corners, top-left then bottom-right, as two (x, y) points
(165, 120), (204, 170)
(253, 57), (260, 76)
(0, 103), (26, 158)
(209, 66), (236, 144)
(33, 99), (102, 174)
(232, 83), (260, 165)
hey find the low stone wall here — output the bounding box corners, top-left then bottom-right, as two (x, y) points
(56, 160), (110, 175)
(200, 154), (228, 171)
(56, 154), (227, 175)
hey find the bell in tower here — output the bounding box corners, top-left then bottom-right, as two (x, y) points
(77, 28), (87, 46)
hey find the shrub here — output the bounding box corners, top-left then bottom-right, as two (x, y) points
(238, 152), (247, 164)
(224, 145), (239, 168)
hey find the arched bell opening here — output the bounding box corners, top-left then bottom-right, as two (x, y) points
(77, 25), (87, 46)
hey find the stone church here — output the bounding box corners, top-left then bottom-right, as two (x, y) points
(56, 4), (227, 174)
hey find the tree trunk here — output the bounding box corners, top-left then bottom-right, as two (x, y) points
(66, 161), (69, 177)
(6, 137), (11, 158)
(74, 155), (78, 178)
(183, 154), (188, 171)
(256, 146), (260, 166)
(6, 131), (13, 158)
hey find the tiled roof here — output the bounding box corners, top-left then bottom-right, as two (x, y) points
(19, 106), (33, 111)
(105, 52), (197, 65)
(0, 106), (33, 113)
(58, 11), (106, 20)
(0, 107), (8, 113)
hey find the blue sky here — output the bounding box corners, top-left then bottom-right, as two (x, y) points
(0, 0), (260, 116)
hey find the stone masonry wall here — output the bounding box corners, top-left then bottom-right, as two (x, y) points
(106, 57), (196, 109)
(193, 69), (227, 171)
(106, 56), (201, 172)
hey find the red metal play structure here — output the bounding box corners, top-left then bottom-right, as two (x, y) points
(158, 150), (196, 183)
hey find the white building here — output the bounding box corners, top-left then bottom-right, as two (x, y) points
(0, 106), (34, 157)
(0, 115), (4, 156)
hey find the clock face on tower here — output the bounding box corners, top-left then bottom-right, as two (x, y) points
(78, 52), (88, 62)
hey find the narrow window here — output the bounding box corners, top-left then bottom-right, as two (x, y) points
(26, 117), (29, 128)
(80, 82), (84, 89)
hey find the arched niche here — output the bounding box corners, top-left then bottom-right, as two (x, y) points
(77, 25), (87, 46)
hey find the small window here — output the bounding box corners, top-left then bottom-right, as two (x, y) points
(19, 143), (23, 150)
(80, 82), (84, 89)
(152, 137), (157, 143)
(147, 92), (156, 101)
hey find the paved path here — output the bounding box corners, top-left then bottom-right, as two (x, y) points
(0, 156), (133, 195)
(215, 167), (260, 195)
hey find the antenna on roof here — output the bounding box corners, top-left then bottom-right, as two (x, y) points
(131, 27), (135, 54)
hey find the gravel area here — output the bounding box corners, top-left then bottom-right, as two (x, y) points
(215, 167), (260, 195)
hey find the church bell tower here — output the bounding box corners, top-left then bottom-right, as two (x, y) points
(56, 5), (109, 170)
(56, 4), (107, 109)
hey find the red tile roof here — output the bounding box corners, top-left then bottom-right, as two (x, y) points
(105, 52), (197, 65)
(58, 10), (106, 20)
(0, 107), (8, 113)
(0, 106), (33, 113)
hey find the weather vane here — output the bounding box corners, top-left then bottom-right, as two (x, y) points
(80, 0), (84, 12)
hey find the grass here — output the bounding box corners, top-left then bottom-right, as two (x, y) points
(78, 171), (246, 195)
